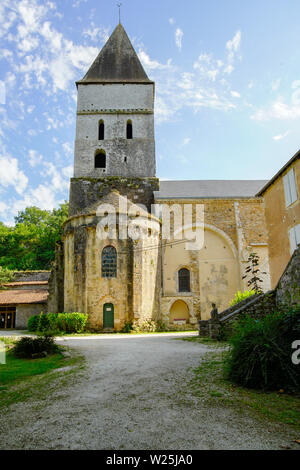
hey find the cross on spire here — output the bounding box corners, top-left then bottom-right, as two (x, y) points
(117, 3), (122, 24)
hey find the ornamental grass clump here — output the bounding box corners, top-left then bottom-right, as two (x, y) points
(224, 306), (300, 392)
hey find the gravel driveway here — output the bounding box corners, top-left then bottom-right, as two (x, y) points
(0, 333), (297, 450)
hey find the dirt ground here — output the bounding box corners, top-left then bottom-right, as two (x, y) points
(0, 333), (298, 450)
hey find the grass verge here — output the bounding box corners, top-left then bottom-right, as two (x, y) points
(0, 338), (85, 410)
(188, 349), (300, 433)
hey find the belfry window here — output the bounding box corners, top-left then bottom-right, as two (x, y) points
(95, 150), (106, 169)
(126, 120), (133, 139)
(178, 268), (190, 292)
(102, 246), (117, 278)
(98, 120), (104, 140)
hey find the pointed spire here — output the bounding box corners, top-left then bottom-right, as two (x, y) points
(77, 24), (152, 84)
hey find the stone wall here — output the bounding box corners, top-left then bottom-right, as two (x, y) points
(198, 246), (300, 338)
(14, 271), (50, 282)
(69, 176), (159, 216)
(62, 195), (161, 331)
(157, 197), (270, 321)
(47, 241), (64, 313)
(15, 303), (47, 329)
(276, 245), (300, 309)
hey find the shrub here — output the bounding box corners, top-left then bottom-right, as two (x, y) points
(13, 334), (59, 358)
(132, 319), (157, 333)
(38, 312), (50, 332)
(121, 321), (133, 333)
(230, 290), (256, 306)
(27, 315), (40, 332)
(55, 312), (88, 333)
(224, 306), (300, 391)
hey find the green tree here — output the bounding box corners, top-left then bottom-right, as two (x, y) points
(0, 202), (69, 270)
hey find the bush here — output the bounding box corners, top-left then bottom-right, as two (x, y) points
(131, 319), (157, 333)
(55, 312), (88, 333)
(38, 312), (50, 332)
(224, 306), (300, 391)
(230, 290), (256, 306)
(32, 312), (88, 334)
(13, 334), (59, 358)
(121, 321), (133, 333)
(27, 315), (40, 332)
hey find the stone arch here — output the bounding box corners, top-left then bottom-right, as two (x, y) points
(169, 299), (190, 324)
(173, 222), (237, 259)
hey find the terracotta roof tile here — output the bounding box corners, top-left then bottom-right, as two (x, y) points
(0, 289), (48, 305)
(3, 281), (48, 287)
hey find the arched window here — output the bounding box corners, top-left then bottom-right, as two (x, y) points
(126, 120), (133, 139)
(102, 246), (117, 278)
(178, 268), (190, 292)
(98, 120), (104, 140)
(95, 150), (106, 169)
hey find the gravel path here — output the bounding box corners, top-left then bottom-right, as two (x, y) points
(0, 333), (298, 450)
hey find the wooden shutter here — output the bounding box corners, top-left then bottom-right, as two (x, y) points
(283, 173), (292, 207)
(288, 168), (298, 204)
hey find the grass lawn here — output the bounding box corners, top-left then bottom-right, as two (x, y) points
(187, 346), (300, 433)
(0, 337), (84, 410)
(33, 330), (198, 336)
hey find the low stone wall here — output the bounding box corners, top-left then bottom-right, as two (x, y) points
(14, 271), (50, 282)
(276, 245), (300, 310)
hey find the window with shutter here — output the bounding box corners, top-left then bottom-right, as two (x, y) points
(283, 169), (298, 207)
(289, 224), (300, 255)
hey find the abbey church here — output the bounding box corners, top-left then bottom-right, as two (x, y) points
(47, 23), (276, 330)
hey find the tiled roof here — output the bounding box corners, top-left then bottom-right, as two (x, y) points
(256, 149), (300, 196)
(154, 180), (268, 199)
(3, 281), (48, 287)
(77, 24), (152, 84)
(0, 289), (48, 305)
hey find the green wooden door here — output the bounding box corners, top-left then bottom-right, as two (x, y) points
(103, 303), (114, 328)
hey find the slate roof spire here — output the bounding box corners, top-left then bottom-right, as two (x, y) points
(77, 23), (152, 84)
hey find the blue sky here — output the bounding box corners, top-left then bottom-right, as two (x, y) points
(0, 0), (300, 225)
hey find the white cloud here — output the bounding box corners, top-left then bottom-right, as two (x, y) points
(226, 30), (241, 61)
(28, 149), (43, 167)
(62, 142), (73, 156)
(83, 25), (109, 43)
(62, 165), (73, 178)
(273, 130), (291, 141)
(169, 18), (175, 25)
(175, 28), (183, 52)
(182, 138), (191, 146)
(231, 90), (241, 98)
(0, 155), (28, 194)
(251, 98), (300, 121)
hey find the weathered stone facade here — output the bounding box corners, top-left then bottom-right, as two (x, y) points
(199, 246), (300, 338)
(47, 23), (275, 331)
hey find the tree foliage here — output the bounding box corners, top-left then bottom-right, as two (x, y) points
(0, 203), (68, 270)
(242, 252), (266, 294)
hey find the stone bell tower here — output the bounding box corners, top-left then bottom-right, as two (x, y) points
(48, 24), (161, 330)
(69, 23), (159, 217)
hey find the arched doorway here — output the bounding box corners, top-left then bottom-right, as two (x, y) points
(169, 300), (189, 324)
(103, 303), (114, 328)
